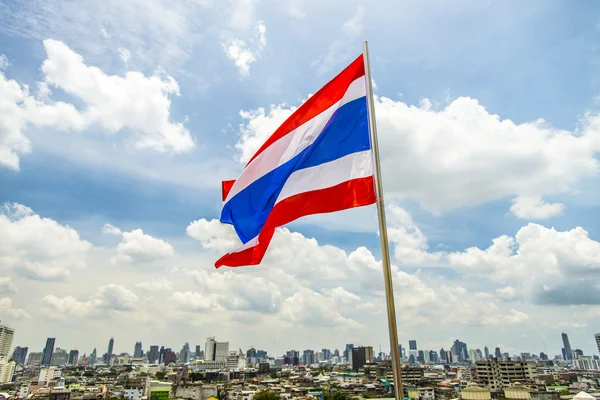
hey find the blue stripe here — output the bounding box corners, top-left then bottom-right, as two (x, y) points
(221, 97), (370, 243)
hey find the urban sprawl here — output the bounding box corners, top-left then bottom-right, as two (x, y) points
(1, 326), (600, 400)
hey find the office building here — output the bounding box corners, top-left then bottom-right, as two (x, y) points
(562, 332), (573, 361)
(494, 347), (502, 359)
(484, 346), (490, 359)
(12, 346), (28, 365)
(42, 338), (56, 366)
(68, 349), (79, 365)
(303, 349), (315, 365)
(352, 346), (374, 372)
(344, 344), (354, 364)
(148, 346), (159, 364)
(452, 339), (469, 362)
(409, 340), (418, 360)
(106, 337), (114, 365)
(205, 337), (229, 362)
(134, 342), (143, 358)
(180, 343), (191, 363)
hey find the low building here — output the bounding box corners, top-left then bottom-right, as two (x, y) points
(172, 383), (218, 400)
(461, 384), (491, 400)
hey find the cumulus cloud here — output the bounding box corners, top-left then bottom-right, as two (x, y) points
(510, 196), (565, 220)
(41, 284), (140, 318)
(222, 20), (267, 76)
(0, 277), (17, 294)
(0, 40), (194, 171)
(135, 279), (173, 293)
(107, 226), (174, 265)
(0, 202), (92, 281)
(0, 298), (31, 320)
(235, 95), (600, 219)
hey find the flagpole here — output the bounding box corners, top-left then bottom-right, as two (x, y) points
(363, 41), (404, 400)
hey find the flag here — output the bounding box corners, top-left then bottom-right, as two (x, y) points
(216, 54), (376, 268)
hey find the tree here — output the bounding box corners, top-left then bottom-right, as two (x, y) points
(324, 392), (347, 400)
(155, 371), (166, 381)
(253, 391), (281, 400)
(189, 372), (204, 382)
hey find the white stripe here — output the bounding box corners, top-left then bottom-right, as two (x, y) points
(228, 235), (259, 254)
(226, 75), (366, 203)
(275, 150), (373, 204)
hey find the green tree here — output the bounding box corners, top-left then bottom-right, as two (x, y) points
(155, 371), (166, 381)
(324, 391), (347, 400)
(189, 372), (204, 382)
(253, 391), (281, 400)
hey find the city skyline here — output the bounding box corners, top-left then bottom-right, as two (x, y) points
(1, 0), (600, 360)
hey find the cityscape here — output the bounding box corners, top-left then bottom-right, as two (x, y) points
(1, 325), (599, 400)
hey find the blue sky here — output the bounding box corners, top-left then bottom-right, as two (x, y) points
(1, 0), (600, 359)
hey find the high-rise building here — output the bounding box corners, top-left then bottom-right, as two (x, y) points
(205, 337), (229, 362)
(51, 348), (68, 366)
(562, 332), (572, 361)
(352, 346), (374, 371)
(42, 338), (55, 366)
(180, 343), (191, 363)
(574, 349), (584, 359)
(484, 346), (490, 359)
(344, 344), (354, 364)
(428, 350), (438, 363)
(303, 349), (315, 365)
(159, 346), (165, 363)
(408, 340), (418, 360)
(195, 345), (203, 359)
(417, 350), (425, 363)
(398, 345), (403, 360)
(27, 352), (43, 365)
(68, 349), (79, 365)
(134, 342), (143, 358)
(148, 346), (159, 364)
(107, 337), (114, 364)
(12, 346), (28, 365)
(0, 326), (14, 358)
(452, 339), (468, 362)
(595, 333), (600, 355)
(90, 348), (97, 365)
(494, 347), (502, 359)
(409, 340), (417, 350)
(322, 349), (331, 360)
(439, 348), (447, 362)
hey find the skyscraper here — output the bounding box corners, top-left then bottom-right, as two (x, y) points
(344, 344), (354, 364)
(494, 347), (502, 359)
(11, 346), (28, 365)
(134, 342), (143, 358)
(42, 338), (55, 366)
(68, 349), (79, 365)
(484, 346), (490, 359)
(90, 348), (97, 365)
(595, 333), (600, 355)
(409, 340), (418, 360)
(561, 332), (572, 360)
(148, 346), (159, 363)
(105, 337), (114, 365)
(205, 337), (229, 362)
(0, 327), (14, 358)
(452, 339), (469, 362)
(302, 349), (315, 365)
(352, 346), (373, 371)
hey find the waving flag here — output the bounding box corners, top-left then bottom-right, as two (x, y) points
(216, 54), (376, 268)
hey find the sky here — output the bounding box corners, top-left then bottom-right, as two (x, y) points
(1, 0), (600, 359)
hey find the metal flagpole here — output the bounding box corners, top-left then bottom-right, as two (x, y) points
(363, 40), (404, 400)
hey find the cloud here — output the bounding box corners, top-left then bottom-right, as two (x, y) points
(482, 309), (529, 326)
(222, 21), (267, 76)
(0, 277), (17, 294)
(0, 298), (31, 320)
(312, 7), (364, 75)
(171, 291), (220, 312)
(41, 284), (140, 319)
(0, 202), (92, 281)
(0, 55), (8, 70)
(108, 226), (174, 265)
(235, 93), (600, 218)
(510, 196), (565, 220)
(0, 40), (194, 171)
(135, 279), (173, 293)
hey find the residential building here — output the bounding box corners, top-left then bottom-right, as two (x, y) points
(475, 359), (536, 391)
(27, 352), (43, 365)
(462, 385), (491, 400)
(226, 350), (246, 370)
(172, 383), (217, 400)
(39, 366), (62, 386)
(0, 326), (14, 357)
(573, 356), (600, 370)
(42, 338), (56, 366)
(0, 360), (15, 383)
(595, 333), (600, 355)
(302, 349), (315, 365)
(205, 337), (229, 362)
(51, 348), (69, 366)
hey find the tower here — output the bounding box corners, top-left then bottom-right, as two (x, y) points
(42, 338), (55, 366)
(561, 332), (572, 360)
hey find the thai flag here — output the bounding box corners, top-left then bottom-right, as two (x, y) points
(217, 54), (376, 268)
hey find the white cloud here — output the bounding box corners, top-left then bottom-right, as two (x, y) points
(312, 7), (364, 75)
(41, 284), (140, 319)
(171, 291), (220, 312)
(40, 39), (194, 152)
(0, 55), (8, 70)
(135, 279), (173, 293)
(0, 277), (17, 294)
(0, 298), (31, 320)
(0, 40), (194, 171)
(109, 227), (174, 265)
(235, 93), (600, 218)
(0, 203), (92, 281)
(510, 196), (565, 220)
(222, 21), (267, 76)
(117, 48), (131, 64)
(102, 223), (122, 236)
(482, 309), (529, 326)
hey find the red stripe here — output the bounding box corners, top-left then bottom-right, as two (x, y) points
(246, 55), (365, 166)
(215, 176), (376, 268)
(222, 180), (236, 201)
